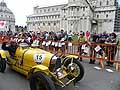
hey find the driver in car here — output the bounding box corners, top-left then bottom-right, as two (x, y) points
(2, 40), (18, 57)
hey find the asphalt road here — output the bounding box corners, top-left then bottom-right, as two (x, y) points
(0, 61), (120, 90)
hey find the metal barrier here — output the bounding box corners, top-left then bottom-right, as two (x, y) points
(40, 40), (120, 71)
(0, 36), (120, 71)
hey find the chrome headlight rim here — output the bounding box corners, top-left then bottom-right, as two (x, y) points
(50, 55), (59, 65)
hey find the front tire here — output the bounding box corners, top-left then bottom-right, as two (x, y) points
(0, 57), (6, 73)
(64, 59), (84, 82)
(29, 72), (56, 90)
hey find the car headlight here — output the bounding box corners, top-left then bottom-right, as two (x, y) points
(49, 55), (59, 71)
(50, 55), (62, 71)
(51, 55), (58, 65)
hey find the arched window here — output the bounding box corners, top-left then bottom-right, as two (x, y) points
(54, 22), (56, 26)
(48, 23), (50, 26)
(43, 23), (45, 26)
(100, 1), (102, 6)
(71, 7), (73, 11)
(48, 9), (50, 11)
(106, 0), (109, 5)
(83, 7), (85, 11)
(97, 15), (99, 18)
(106, 14), (108, 18)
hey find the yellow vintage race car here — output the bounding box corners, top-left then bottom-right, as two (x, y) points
(0, 42), (84, 90)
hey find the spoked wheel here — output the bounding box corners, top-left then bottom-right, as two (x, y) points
(64, 58), (84, 82)
(29, 72), (56, 90)
(0, 55), (6, 73)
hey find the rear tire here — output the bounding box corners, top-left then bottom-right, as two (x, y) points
(0, 57), (6, 73)
(29, 72), (56, 90)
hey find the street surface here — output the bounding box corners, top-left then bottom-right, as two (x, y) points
(0, 61), (120, 90)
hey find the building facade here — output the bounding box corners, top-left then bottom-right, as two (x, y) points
(27, 0), (119, 33)
(0, 1), (15, 32)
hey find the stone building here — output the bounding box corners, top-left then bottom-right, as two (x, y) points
(27, 0), (120, 33)
(0, 0), (15, 32)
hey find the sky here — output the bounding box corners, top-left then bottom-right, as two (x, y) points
(2, 0), (120, 26)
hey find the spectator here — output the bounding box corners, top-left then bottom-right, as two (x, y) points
(105, 32), (118, 66)
(89, 32), (99, 64)
(68, 30), (73, 42)
(44, 32), (49, 40)
(85, 31), (90, 40)
(78, 31), (86, 61)
(99, 31), (109, 43)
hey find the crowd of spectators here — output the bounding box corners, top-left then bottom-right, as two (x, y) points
(0, 30), (118, 45)
(0, 30), (119, 66)
(78, 31), (118, 66)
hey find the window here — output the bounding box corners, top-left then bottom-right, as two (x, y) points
(106, 0), (109, 5)
(52, 8), (54, 11)
(36, 17), (38, 20)
(43, 23), (45, 26)
(63, 9), (66, 13)
(33, 23), (35, 26)
(83, 7), (85, 11)
(36, 10), (38, 14)
(97, 15), (99, 18)
(106, 14), (108, 18)
(71, 7), (73, 11)
(52, 16), (54, 18)
(109, 11), (112, 13)
(40, 10), (42, 13)
(54, 23), (56, 26)
(44, 9), (46, 12)
(100, 1), (102, 6)
(48, 23), (50, 26)
(109, 20), (112, 22)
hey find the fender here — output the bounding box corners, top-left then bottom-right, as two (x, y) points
(62, 55), (79, 65)
(28, 65), (49, 78)
(0, 50), (7, 59)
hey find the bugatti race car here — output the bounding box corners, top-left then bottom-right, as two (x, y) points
(0, 42), (84, 90)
